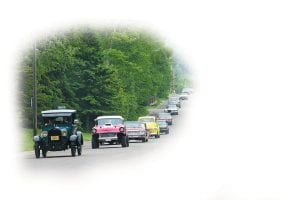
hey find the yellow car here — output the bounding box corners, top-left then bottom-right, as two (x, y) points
(138, 116), (160, 138)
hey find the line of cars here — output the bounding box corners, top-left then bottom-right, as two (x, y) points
(33, 88), (193, 158)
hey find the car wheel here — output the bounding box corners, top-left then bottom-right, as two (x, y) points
(42, 148), (47, 158)
(77, 145), (82, 156)
(34, 145), (40, 158)
(71, 145), (76, 157)
(91, 135), (99, 149)
(141, 138), (146, 142)
(126, 136), (130, 147)
(121, 135), (127, 147)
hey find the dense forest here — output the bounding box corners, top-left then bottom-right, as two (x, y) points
(19, 27), (189, 130)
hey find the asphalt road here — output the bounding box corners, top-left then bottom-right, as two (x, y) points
(20, 97), (192, 175)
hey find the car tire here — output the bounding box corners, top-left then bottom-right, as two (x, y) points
(42, 148), (47, 158)
(92, 135), (99, 149)
(71, 145), (76, 157)
(141, 138), (146, 143)
(121, 135), (127, 147)
(77, 145), (82, 156)
(34, 145), (40, 158)
(126, 137), (130, 147)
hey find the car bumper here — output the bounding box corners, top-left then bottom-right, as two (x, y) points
(128, 135), (147, 140)
(160, 128), (168, 133)
(98, 136), (119, 142)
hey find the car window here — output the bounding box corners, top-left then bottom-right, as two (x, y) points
(97, 118), (123, 125)
(139, 118), (154, 123)
(158, 113), (171, 118)
(158, 121), (167, 126)
(125, 122), (141, 128)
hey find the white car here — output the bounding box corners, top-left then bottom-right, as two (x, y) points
(164, 104), (179, 115)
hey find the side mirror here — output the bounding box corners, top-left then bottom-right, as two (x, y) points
(74, 119), (79, 124)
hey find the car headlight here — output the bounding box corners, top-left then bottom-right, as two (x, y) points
(61, 129), (67, 136)
(41, 131), (48, 137)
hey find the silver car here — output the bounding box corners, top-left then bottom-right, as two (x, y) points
(164, 104), (179, 115)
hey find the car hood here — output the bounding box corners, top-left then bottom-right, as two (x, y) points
(127, 127), (143, 131)
(159, 125), (168, 128)
(158, 117), (172, 120)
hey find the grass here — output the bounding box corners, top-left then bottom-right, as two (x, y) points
(22, 128), (91, 151)
(22, 128), (36, 151)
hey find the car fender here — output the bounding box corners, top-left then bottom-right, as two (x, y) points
(70, 134), (77, 142)
(76, 131), (83, 145)
(33, 135), (40, 142)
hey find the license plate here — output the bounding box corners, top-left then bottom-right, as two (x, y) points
(51, 136), (59, 141)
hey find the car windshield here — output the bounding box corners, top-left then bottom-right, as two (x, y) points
(125, 121), (142, 128)
(139, 118), (155, 123)
(97, 118), (123, 125)
(43, 116), (71, 126)
(158, 121), (167, 126)
(158, 113), (171, 118)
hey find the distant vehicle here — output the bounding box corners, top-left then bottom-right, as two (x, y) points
(157, 112), (173, 125)
(33, 109), (83, 158)
(157, 120), (169, 134)
(165, 104), (179, 115)
(179, 93), (189, 100)
(91, 116), (129, 148)
(138, 116), (160, 138)
(125, 121), (149, 142)
(168, 96), (181, 108)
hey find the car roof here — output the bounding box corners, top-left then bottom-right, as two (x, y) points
(138, 116), (155, 119)
(96, 115), (124, 120)
(41, 109), (76, 117)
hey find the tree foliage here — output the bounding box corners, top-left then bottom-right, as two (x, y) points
(19, 27), (177, 130)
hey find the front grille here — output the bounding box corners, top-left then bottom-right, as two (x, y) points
(48, 128), (62, 137)
(100, 133), (117, 137)
(127, 131), (141, 135)
(48, 129), (62, 144)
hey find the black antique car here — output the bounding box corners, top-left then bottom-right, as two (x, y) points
(33, 109), (83, 158)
